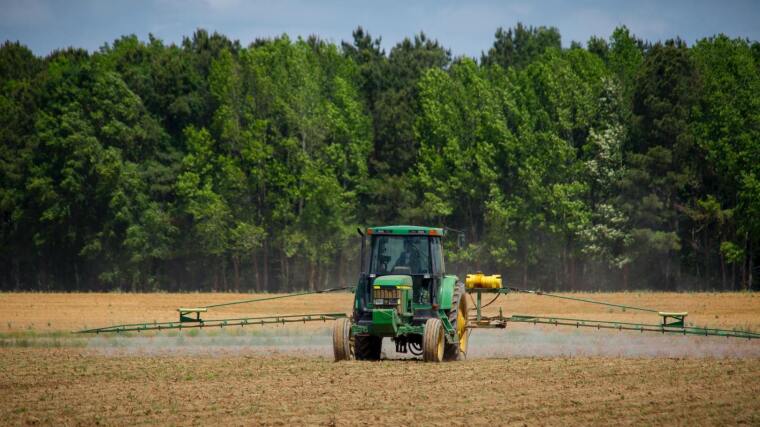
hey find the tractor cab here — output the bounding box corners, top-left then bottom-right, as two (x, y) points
(367, 226), (444, 305)
(353, 225), (453, 332)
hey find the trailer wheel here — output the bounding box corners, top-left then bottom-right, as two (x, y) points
(354, 335), (382, 360)
(333, 318), (353, 361)
(423, 318), (444, 362)
(444, 282), (468, 361)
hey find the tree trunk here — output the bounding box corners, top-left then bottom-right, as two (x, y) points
(742, 232), (748, 290)
(280, 251), (290, 292)
(692, 227), (700, 278)
(570, 254), (576, 290)
(321, 260), (329, 289)
(13, 258), (20, 290)
(233, 255), (240, 292)
(213, 261), (219, 292)
(222, 258), (228, 291)
(252, 250), (261, 293)
(307, 259), (316, 291)
(74, 262), (81, 291)
(563, 245), (569, 289)
(720, 251), (726, 290)
(263, 240), (270, 292)
(38, 257), (44, 290)
(336, 249), (344, 288)
(703, 230), (709, 283)
(749, 239), (754, 291)
(316, 261), (322, 290)
(665, 253), (671, 290)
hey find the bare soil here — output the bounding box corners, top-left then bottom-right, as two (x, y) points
(0, 349), (759, 426)
(1, 291), (758, 333)
(0, 292), (759, 426)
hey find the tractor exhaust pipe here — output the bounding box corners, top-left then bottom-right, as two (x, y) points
(357, 228), (365, 273)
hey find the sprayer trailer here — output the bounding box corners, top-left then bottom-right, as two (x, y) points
(79, 225), (760, 361)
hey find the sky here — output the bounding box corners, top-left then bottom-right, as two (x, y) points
(1, 0), (759, 58)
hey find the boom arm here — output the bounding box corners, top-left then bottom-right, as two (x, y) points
(77, 287), (352, 334)
(466, 286), (760, 340)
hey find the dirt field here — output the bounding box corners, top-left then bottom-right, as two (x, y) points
(2, 291), (759, 333)
(1, 292), (759, 426)
(1, 350), (759, 426)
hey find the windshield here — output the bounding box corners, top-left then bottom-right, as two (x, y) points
(369, 235), (431, 275)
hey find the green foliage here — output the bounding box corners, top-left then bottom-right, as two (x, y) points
(1, 26), (759, 291)
(607, 26), (644, 102)
(481, 23), (562, 69)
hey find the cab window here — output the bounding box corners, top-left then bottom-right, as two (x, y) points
(369, 235), (430, 275)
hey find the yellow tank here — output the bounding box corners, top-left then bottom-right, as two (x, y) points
(465, 273), (502, 289)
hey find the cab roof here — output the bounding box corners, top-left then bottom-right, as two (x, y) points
(366, 225), (445, 236)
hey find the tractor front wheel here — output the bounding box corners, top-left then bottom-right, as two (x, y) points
(332, 317), (353, 361)
(354, 335), (382, 360)
(422, 318), (444, 362)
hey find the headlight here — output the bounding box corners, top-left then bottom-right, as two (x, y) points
(374, 298), (400, 306)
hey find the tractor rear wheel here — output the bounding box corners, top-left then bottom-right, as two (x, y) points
(422, 318), (445, 362)
(354, 335), (382, 360)
(332, 317), (353, 361)
(444, 282), (468, 361)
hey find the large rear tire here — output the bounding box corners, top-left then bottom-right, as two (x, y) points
(332, 318), (353, 361)
(444, 282), (468, 361)
(354, 335), (382, 360)
(422, 318), (445, 362)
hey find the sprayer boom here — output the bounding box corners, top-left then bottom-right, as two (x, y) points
(78, 287), (352, 334)
(465, 285), (760, 340)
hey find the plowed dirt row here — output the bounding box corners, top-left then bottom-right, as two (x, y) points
(0, 349), (758, 426)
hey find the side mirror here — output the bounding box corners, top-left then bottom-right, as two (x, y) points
(457, 233), (465, 249)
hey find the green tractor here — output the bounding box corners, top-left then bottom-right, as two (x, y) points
(333, 225), (468, 362)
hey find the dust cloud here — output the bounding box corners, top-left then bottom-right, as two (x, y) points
(85, 324), (760, 358)
(86, 327), (334, 357)
(467, 326), (760, 358)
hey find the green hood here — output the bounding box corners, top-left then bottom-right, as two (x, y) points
(373, 275), (412, 287)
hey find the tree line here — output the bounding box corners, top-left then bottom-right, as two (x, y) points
(1, 24), (759, 292)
